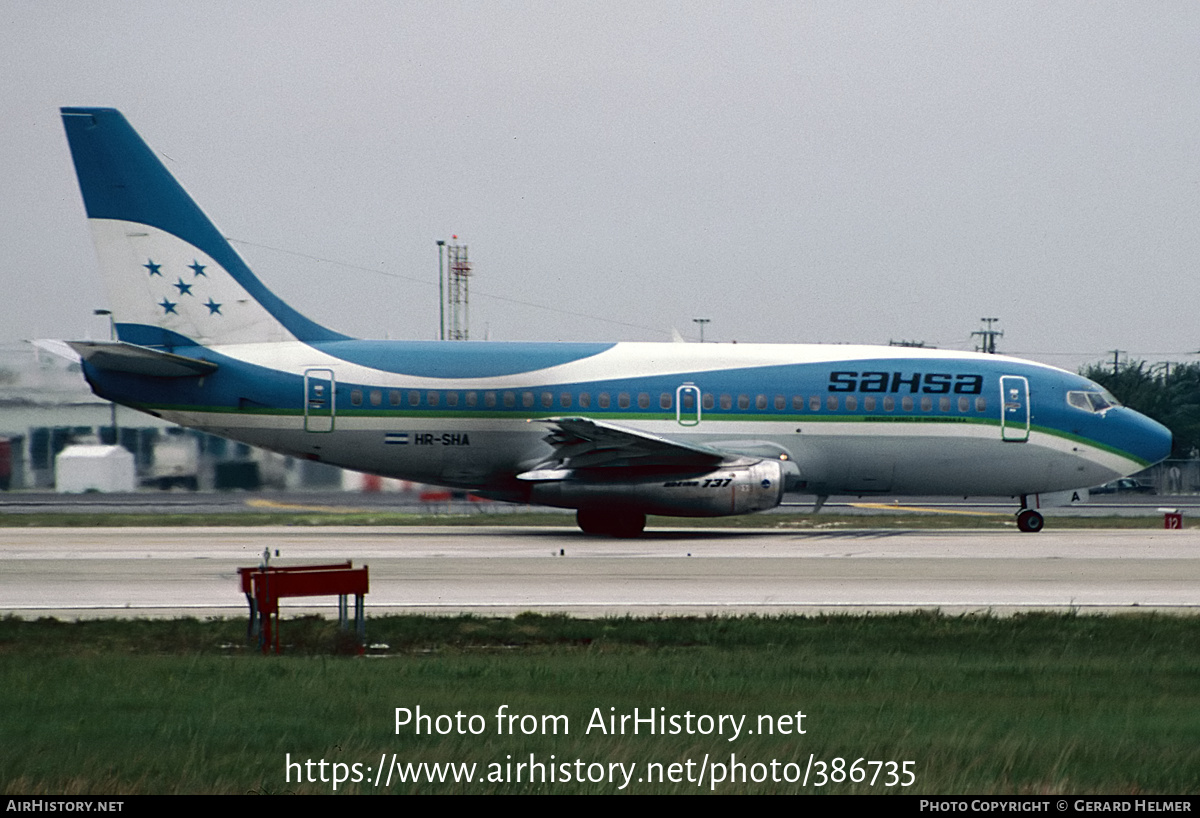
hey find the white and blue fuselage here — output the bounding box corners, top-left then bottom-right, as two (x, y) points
(83, 336), (1165, 497)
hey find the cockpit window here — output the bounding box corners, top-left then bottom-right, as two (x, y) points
(1067, 389), (1121, 414)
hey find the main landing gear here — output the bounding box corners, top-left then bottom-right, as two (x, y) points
(576, 507), (647, 538)
(1016, 496), (1044, 533)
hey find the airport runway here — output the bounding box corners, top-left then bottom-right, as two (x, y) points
(0, 490), (1193, 517)
(2, 525), (1198, 618)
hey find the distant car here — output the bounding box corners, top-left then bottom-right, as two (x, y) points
(1090, 478), (1156, 495)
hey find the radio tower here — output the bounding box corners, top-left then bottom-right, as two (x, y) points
(446, 238), (472, 341)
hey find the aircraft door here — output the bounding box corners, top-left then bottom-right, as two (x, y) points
(1000, 375), (1030, 442)
(304, 368), (335, 433)
(676, 383), (701, 426)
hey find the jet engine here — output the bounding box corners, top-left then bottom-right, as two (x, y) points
(529, 458), (787, 518)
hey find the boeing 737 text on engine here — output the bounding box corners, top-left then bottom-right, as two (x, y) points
(54, 107), (1172, 535)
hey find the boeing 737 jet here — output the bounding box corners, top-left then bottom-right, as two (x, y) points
(55, 107), (1172, 535)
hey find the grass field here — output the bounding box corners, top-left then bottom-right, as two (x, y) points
(2, 612), (1198, 794)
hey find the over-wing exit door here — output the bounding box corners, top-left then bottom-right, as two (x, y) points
(1000, 375), (1030, 442)
(676, 383), (701, 426)
(304, 368), (335, 433)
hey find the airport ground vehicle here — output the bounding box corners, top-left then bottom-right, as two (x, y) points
(1090, 478), (1156, 495)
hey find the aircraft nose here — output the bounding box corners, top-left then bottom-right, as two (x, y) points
(1126, 409), (1173, 466)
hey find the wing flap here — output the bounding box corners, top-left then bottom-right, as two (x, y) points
(520, 416), (727, 478)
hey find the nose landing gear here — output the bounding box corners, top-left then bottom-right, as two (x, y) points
(1016, 495), (1044, 533)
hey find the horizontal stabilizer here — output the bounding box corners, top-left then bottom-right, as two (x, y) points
(66, 340), (218, 378)
(29, 338), (82, 364)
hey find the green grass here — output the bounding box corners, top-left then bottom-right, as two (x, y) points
(2, 612), (1198, 794)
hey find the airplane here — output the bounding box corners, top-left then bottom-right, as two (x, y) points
(53, 107), (1172, 536)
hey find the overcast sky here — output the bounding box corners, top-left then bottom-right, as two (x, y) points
(5, 2), (1200, 373)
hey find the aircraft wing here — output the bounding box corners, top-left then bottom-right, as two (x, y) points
(519, 416), (728, 477)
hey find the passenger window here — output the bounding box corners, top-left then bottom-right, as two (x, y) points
(660, 393), (672, 409)
(809, 396), (821, 412)
(484, 392), (496, 408)
(598, 393), (611, 409)
(446, 392), (459, 408)
(408, 390), (420, 406)
(560, 393), (572, 408)
(921, 396), (932, 412)
(683, 393), (695, 410)
(883, 396), (895, 411)
(427, 391), (439, 407)
(370, 390), (382, 406)
(738, 395), (750, 410)
(939, 396), (950, 412)
(638, 393), (650, 409)
(579, 393), (591, 409)
(846, 395), (858, 411)
(901, 396), (914, 411)
(775, 395), (785, 411)
(958, 396), (969, 412)
(720, 394), (732, 410)
(793, 396), (804, 411)
(350, 389), (363, 406)
(864, 396), (876, 412)
(618, 393), (631, 409)
(975, 397), (987, 412)
(703, 394), (715, 410)
(826, 396), (838, 411)
(503, 392), (516, 408)
(541, 392), (553, 408)
(522, 392), (534, 408)
(756, 395), (767, 410)
(465, 391), (477, 407)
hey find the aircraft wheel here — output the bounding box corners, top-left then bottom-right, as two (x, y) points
(575, 507), (646, 537)
(608, 509), (647, 539)
(575, 508), (609, 535)
(1016, 509), (1044, 533)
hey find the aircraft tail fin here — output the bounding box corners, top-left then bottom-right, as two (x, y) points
(60, 107), (349, 348)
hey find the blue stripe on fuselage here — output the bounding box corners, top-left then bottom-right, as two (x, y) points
(312, 339), (616, 378)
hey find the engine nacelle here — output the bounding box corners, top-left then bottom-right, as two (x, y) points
(529, 459), (786, 517)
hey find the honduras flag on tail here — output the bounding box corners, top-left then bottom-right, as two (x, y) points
(60, 107), (349, 350)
